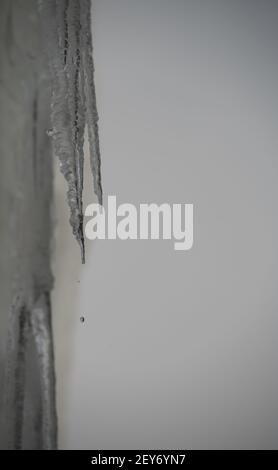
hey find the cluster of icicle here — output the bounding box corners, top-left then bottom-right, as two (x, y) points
(38, 0), (102, 263)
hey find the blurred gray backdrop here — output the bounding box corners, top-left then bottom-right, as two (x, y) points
(52, 0), (278, 449)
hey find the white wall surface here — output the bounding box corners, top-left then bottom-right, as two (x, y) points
(52, 0), (278, 449)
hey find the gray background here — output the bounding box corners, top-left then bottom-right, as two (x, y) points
(52, 0), (278, 449)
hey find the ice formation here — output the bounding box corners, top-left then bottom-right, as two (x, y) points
(0, 0), (101, 449)
(39, 0), (102, 263)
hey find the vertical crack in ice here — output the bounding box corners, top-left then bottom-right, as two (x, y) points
(38, 0), (102, 262)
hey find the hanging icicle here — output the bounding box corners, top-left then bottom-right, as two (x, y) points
(38, 0), (102, 263)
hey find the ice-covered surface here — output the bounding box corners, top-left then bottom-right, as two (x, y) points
(0, 0), (101, 449)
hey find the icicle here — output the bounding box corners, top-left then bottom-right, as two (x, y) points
(38, 0), (102, 262)
(64, 0), (86, 262)
(80, 0), (103, 206)
(2, 291), (57, 450)
(31, 293), (57, 450)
